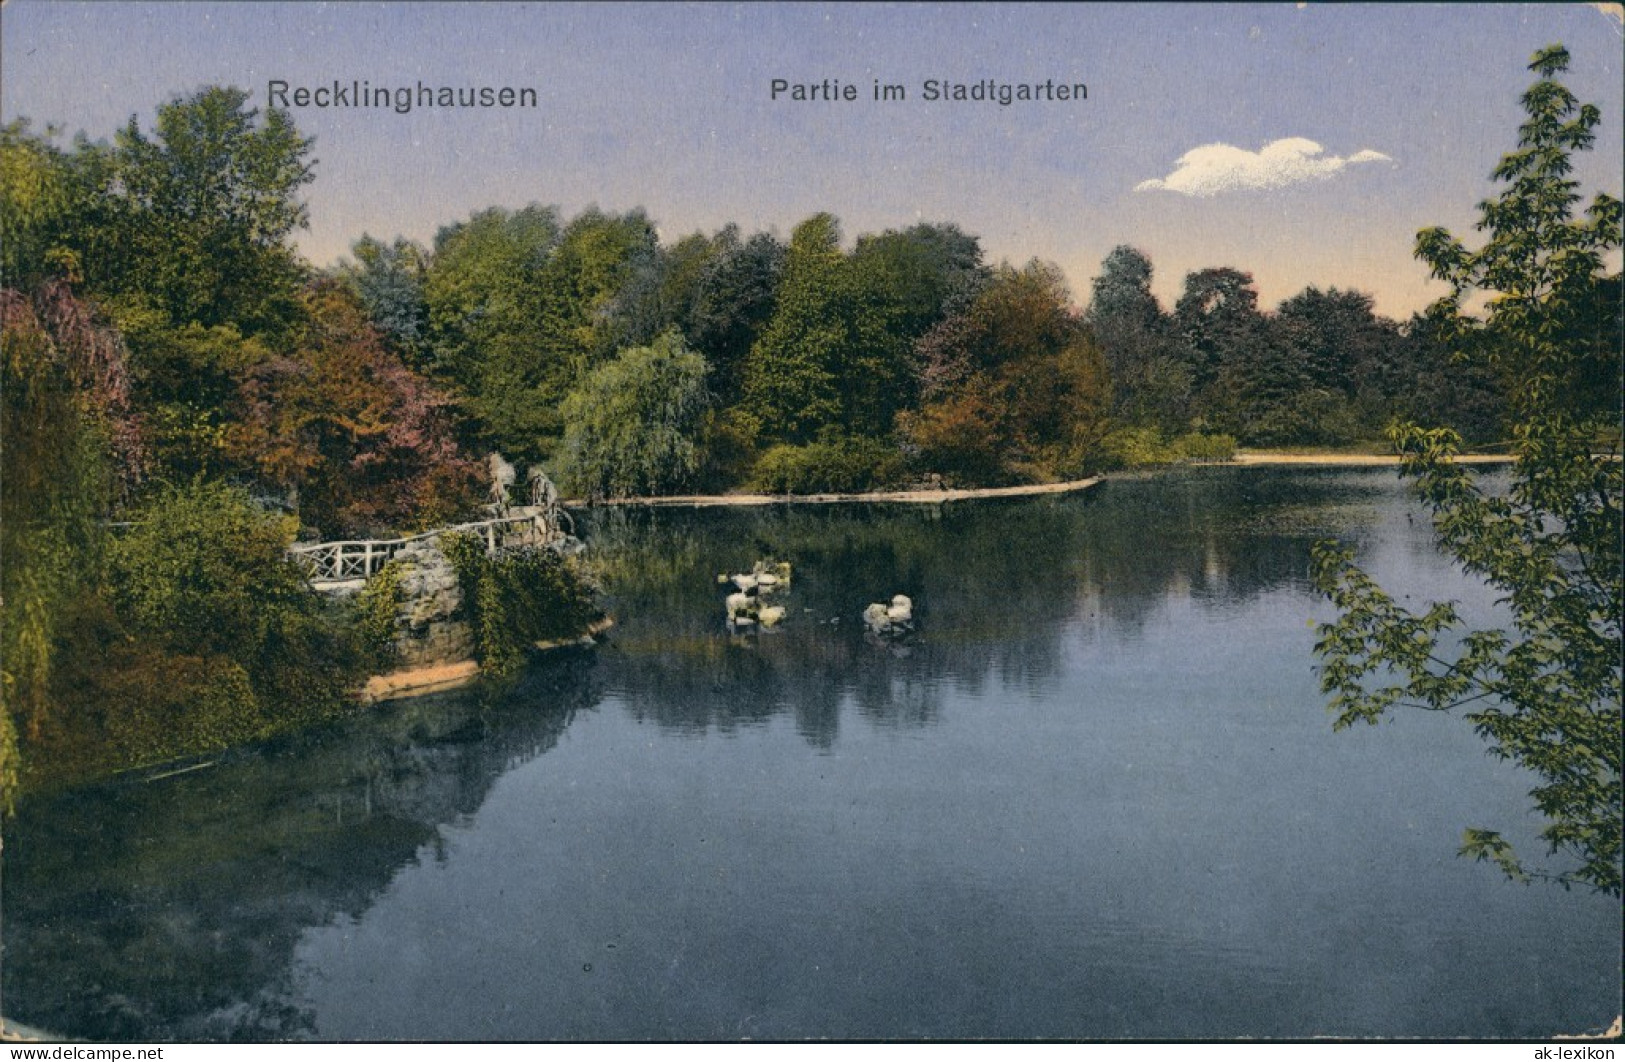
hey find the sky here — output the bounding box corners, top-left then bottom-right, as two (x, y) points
(3, 1), (1622, 319)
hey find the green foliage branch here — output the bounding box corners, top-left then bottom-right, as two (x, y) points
(1311, 45), (1622, 896)
(354, 559), (406, 665)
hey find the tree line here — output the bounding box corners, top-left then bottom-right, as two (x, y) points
(2, 85), (1514, 532)
(333, 192), (1511, 501)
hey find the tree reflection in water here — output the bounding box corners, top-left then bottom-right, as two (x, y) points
(1, 655), (601, 1041)
(582, 466), (1394, 746)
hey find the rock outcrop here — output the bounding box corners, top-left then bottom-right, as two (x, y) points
(381, 540), (475, 669)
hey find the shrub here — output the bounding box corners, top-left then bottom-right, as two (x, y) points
(1096, 427), (1237, 469)
(108, 481), (307, 659)
(353, 558), (405, 663)
(895, 391), (1008, 486)
(99, 480), (370, 748)
(1096, 426), (1177, 470)
(692, 407), (761, 493)
(1172, 431), (1236, 463)
(441, 533), (603, 675)
(93, 647), (262, 765)
(749, 433), (906, 494)
(1241, 389), (1361, 448)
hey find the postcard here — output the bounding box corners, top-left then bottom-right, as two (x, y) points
(1, 1), (1620, 1048)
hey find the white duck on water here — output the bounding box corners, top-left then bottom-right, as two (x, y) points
(863, 594), (914, 636)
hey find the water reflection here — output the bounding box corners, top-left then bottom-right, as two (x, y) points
(6, 470), (1393, 1040)
(580, 467), (1388, 743)
(7, 465), (1601, 1043)
(1, 654), (600, 1041)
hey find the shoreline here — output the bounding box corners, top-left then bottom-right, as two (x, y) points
(568, 476), (1104, 509)
(562, 452), (1519, 509)
(360, 617), (616, 705)
(23, 455), (1511, 794)
(1231, 451), (1514, 466)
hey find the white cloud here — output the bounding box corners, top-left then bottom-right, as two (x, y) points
(1135, 137), (1393, 196)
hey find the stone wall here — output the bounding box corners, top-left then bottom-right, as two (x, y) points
(384, 538), (475, 669)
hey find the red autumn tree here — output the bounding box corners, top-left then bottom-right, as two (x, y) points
(228, 279), (483, 537)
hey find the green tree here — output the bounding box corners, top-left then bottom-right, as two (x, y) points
(1376, 307), (1508, 446)
(741, 213), (850, 441)
(1168, 266), (1269, 437)
(1221, 314), (1347, 446)
(543, 206), (661, 371)
(849, 221), (986, 340)
(845, 221), (987, 432)
(1312, 45), (1622, 895)
(338, 234), (431, 363)
(423, 204), (564, 460)
(0, 120), (76, 289)
(680, 226), (788, 486)
(1085, 245), (1189, 431)
(1276, 287), (1394, 400)
(598, 228), (727, 357)
(742, 215), (971, 444)
(83, 86), (315, 338)
(422, 204), (658, 463)
(1087, 246), (1160, 333)
(558, 330), (711, 499)
(687, 227), (785, 408)
(1173, 265), (1262, 409)
(118, 313), (272, 482)
(901, 260), (1110, 485)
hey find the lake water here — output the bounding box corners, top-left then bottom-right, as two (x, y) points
(2, 466), (1619, 1041)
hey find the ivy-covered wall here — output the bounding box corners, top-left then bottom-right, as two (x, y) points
(359, 534), (602, 678)
(440, 534), (604, 676)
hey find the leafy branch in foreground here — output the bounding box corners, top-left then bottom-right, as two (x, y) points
(1311, 44), (1622, 896)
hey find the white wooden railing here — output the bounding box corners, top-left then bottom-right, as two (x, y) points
(287, 506), (570, 588)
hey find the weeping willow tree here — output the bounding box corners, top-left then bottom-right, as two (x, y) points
(1, 281), (143, 807)
(557, 329), (711, 500)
